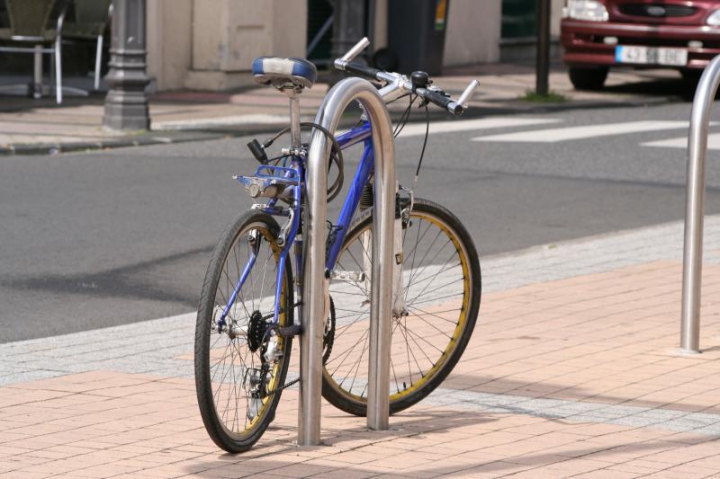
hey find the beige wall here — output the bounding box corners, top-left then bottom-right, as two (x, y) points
(552, 0), (564, 36)
(442, 0), (565, 67)
(374, 0), (389, 50)
(273, 0), (309, 57)
(147, 0), (559, 91)
(188, 0), (306, 89)
(443, 0), (502, 66)
(148, 0), (307, 91)
(146, 0), (192, 91)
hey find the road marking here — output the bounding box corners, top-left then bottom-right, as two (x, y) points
(156, 115), (560, 134)
(643, 132), (720, 150)
(472, 120), (689, 143)
(397, 117), (561, 138)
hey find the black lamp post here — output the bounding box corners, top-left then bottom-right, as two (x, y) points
(103, 0), (151, 131)
(331, 0), (367, 61)
(536, 0), (551, 96)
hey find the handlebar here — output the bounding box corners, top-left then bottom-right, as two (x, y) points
(343, 62), (383, 83)
(334, 37), (479, 116)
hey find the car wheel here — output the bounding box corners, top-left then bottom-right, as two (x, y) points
(568, 67), (609, 91)
(680, 69), (703, 83)
(680, 69), (705, 98)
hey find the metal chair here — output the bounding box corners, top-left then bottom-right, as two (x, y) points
(62, 0), (112, 91)
(0, 0), (87, 104)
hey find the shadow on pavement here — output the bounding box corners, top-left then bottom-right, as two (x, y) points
(187, 408), (699, 477)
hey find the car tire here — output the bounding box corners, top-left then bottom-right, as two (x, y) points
(568, 67), (609, 91)
(680, 69), (703, 83)
(680, 69), (705, 98)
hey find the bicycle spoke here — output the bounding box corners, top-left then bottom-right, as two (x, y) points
(406, 260), (461, 290)
(197, 215), (294, 451)
(404, 309), (454, 339)
(407, 305), (462, 325)
(399, 320), (445, 356)
(327, 327), (370, 373)
(406, 276), (465, 308)
(404, 231), (448, 293)
(322, 202), (479, 417)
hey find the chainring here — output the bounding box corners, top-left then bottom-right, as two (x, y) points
(247, 310), (269, 353)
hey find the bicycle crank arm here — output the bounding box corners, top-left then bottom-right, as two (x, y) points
(278, 324), (303, 337)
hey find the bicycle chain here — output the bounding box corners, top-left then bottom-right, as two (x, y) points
(267, 377), (300, 397)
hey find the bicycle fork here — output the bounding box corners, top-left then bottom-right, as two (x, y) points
(392, 202), (405, 317)
(360, 195), (407, 318)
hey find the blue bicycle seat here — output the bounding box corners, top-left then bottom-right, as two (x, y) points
(252, 57), (317, 89)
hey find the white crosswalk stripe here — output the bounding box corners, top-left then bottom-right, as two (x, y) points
(643, 133), (720, 150)
(471, 120), (690, 143)
(397, 117), (560, 138)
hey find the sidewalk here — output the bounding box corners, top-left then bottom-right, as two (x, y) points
(0, 64), (684, 155)
(3, 216), (720, 477)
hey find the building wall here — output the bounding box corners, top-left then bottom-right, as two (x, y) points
(552, 0), (564, 36)
(147, 0), (307, 91)
(187, 0), (307, 90)
(443, 0), (502, 66)
(146, 0), (562, 91)
(443, 0), (563, 67)
(146, 0), (192, 91)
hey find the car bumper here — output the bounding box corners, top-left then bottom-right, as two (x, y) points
(562, 19), (720, 70)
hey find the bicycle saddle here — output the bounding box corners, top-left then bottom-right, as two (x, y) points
(252, 57), (317, 89)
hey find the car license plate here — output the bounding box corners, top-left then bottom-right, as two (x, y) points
(616, 46), (687, 66)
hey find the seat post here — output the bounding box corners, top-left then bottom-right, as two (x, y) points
(286, 88), (302, 149)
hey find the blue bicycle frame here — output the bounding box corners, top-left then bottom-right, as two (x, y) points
(220, 120), (375, 330)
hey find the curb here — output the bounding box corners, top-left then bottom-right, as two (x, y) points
(0, 131), (225, 157)
(0, 95), (676, 157)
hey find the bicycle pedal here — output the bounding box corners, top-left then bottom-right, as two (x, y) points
(235, 165), (300, 199)
(278, 324), (303, 337)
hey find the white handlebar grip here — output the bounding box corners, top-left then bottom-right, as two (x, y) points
(457, 80), (480, 108)
(340, 37), (371, 63)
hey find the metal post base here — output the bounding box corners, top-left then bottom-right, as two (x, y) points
(102, 0), (151, 132)
(669, 348), (702, 356)
(103, 98), (150, 131)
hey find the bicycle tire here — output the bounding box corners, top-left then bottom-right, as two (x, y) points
(195, 210), (293, 453)
(322, 198), (481, 416)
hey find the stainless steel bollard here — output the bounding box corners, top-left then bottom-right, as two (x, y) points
(299, 77), (396, 444)
(680, 56), (720, 354)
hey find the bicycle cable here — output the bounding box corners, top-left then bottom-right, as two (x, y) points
(407, 102), (430, 193)
(393, 94), (417, 138)
(261, 122), (345, 202)
(389, 93), (430, 193)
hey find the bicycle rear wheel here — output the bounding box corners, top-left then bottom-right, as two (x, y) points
(195, 211), (293, 453)
(322, 199), (481, 416)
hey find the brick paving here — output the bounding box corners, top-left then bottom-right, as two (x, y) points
(2, 217), (720, 476)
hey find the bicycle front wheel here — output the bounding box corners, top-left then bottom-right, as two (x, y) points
(322, 199), (481, 416)
(195, 211), (293, 453)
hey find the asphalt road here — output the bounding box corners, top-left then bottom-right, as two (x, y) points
(3, 99), (720, 343)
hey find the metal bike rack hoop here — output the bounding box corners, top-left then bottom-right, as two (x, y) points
(299, 77), (396, 445)
(680, 55), (720, 354)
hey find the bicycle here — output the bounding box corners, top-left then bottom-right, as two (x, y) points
(195, 38), (481, 453)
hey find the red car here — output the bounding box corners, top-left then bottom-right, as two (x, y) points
(561, 0), (720, 89)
